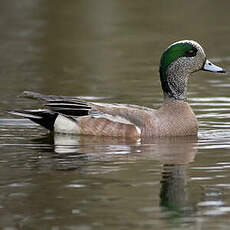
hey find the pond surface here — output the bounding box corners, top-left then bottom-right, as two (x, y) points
(1, 0), (230, 229)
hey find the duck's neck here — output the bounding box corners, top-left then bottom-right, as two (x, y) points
(163, 92), (186, 103)
(162, 69), (189, 102)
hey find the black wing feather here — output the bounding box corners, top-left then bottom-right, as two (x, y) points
(10, 91), (96, 130)
(23, 91), (92, 117)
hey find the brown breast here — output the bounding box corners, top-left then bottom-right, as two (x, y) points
(141, 101), (198, 136)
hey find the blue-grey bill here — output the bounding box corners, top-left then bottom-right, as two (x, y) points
(202, 59), (226, 73)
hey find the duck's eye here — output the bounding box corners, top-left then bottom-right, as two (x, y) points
(185, 48), (197, 57)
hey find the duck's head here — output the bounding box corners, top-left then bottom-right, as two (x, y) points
(159, 40), (225, 101)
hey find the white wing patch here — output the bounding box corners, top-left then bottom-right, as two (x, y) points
(93, 102), (154, 112)
(92, 113), (141, 136)
(54, 113), (141, 136)
(135, 126), (141, 136)
(92, 113), (133, 125)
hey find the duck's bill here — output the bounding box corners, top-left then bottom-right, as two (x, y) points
(202, 59), (226, 73)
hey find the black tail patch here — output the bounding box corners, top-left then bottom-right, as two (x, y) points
(9, 109), (58, 130)
(10, 91), (93, 129)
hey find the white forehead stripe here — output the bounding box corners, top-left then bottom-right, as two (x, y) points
(169, 40), (205, 54)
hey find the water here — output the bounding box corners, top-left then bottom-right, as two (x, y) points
(1, 0), (230, 229)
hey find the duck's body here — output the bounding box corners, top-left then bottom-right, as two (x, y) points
(12, 92), (197, 137)
(10, 40), (225, 138)
(85, 100), (198, 137)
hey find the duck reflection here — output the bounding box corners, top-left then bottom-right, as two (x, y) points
(152, 136), (197, 223)
(41, 133), (197, 221)
(53, 133), (138, 154)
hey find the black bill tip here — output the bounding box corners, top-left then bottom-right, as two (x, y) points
(217, 69), (226, 73)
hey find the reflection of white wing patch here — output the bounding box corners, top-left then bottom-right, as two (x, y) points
(54, 114), (80, 134)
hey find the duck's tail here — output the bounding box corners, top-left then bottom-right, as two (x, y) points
(9, 91), (93, 130)
(9, 109), (58, 130)
(22, 91), (84, 103)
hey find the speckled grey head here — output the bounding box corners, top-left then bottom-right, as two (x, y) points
(159, 40), (225, 101)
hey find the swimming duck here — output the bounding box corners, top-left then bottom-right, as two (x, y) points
(10, 40), (225, 137)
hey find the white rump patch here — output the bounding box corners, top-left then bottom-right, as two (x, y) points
(54, 114), (80, 134)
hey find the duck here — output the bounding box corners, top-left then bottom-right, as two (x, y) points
(10, 40), (225, 138)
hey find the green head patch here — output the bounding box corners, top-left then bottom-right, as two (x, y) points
(159, 42), (197, 95)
